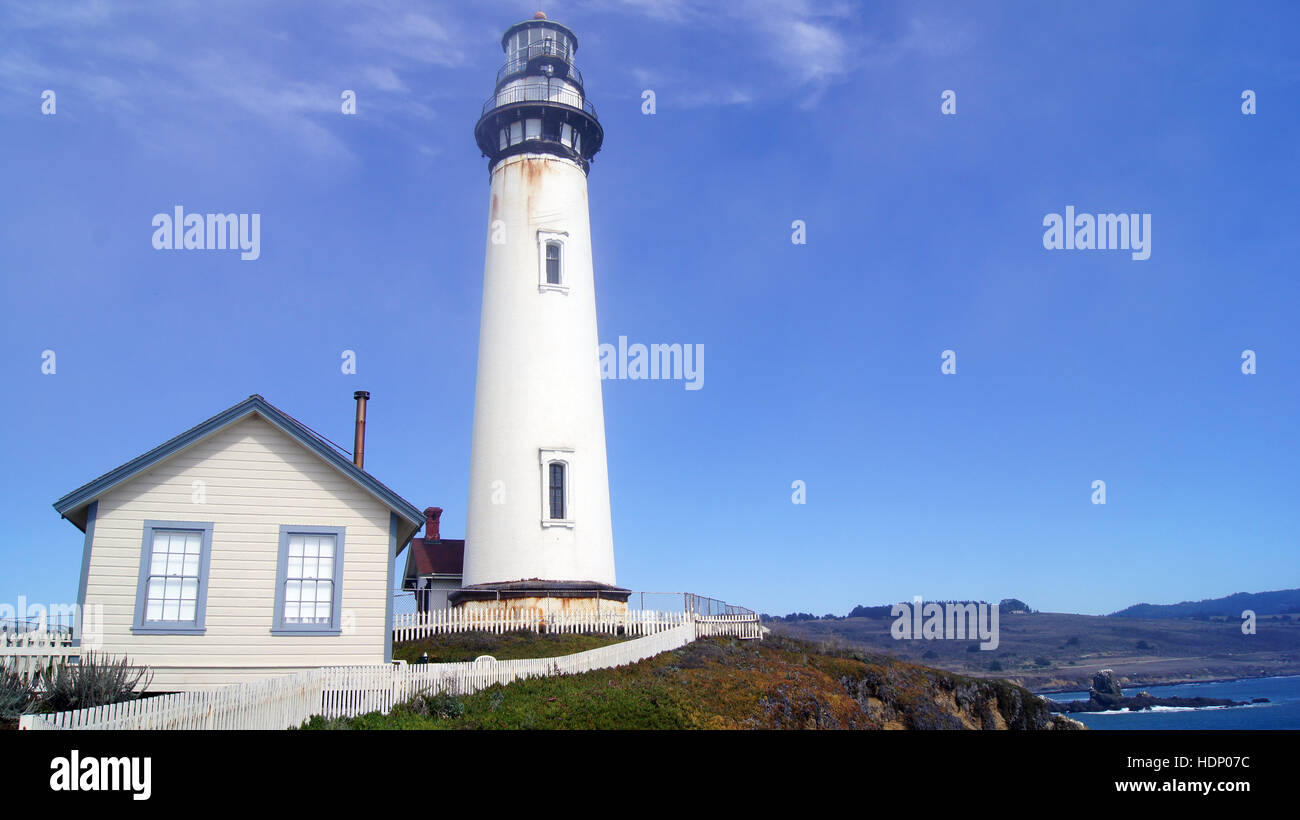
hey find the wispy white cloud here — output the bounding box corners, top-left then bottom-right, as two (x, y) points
(361, 66), (407, 94)
(0, 0), (975, 157)
(598, 0), (972, 109)
(0, 0), (464, 160)
(343, 1), (469, 68)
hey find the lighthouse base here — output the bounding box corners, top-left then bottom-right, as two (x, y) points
(449, 580), (629, 621)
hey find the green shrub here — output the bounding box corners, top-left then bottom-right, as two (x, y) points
(0, 668), (39, 719)
(408, 692), (465, 720)
(297, 715), (353, 730)
(40, 653), (152, 713)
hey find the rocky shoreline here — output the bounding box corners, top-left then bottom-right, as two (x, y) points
(1046, 669), (1268, 714)
(1034, 670), (1296, 695)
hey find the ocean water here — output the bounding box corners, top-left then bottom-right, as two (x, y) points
(1044, 675), (1300, 730)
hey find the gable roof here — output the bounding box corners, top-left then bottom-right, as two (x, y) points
(53, 394), (425, 539)
(402, 537), (465, 586)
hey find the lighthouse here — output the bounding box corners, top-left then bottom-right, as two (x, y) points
(454, 13), (627, 616)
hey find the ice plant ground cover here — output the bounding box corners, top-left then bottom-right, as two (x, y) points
(392, 630), (628, 664)
(302, 635), (1083, 730)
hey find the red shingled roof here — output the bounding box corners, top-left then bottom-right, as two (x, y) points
(408, 537), (465, 576)
(404, 506), (464, 578)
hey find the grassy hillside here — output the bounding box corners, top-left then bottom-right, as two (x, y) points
(304, 635), (1082, 730)
(771, 611), (1300, 691)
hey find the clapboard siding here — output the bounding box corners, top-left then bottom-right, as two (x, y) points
(82, 416), (395, 690)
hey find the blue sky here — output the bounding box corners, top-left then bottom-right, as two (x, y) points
(2, 0), (1297, 617)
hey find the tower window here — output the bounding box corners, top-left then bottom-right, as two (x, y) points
(539, 447), (574, 526)
(548, 462), (566, 520)
(537, 230), (568, 292)
(545, 242), (561, 284)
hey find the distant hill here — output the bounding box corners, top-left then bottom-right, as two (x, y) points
(771, 609), (1300, 692)
(1109, 588), (1300, 619)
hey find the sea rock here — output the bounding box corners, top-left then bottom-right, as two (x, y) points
(1089, 669), (1125, 707)
(1047, 672), (1262, 714)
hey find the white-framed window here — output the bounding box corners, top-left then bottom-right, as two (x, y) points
(539, 448), (574, 527)
(145, 531), (201, 622)
(537, 229), (568, 292)
(132, 521), (214, 635)
(510, 120), (523, 145)
(525, 118), (541, 140)
(273, 526), (346, 635)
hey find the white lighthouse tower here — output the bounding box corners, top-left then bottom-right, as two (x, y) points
(454, 13), (626, 616)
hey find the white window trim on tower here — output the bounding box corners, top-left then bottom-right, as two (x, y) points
(539, 447), (574, 528)
(537, 229), (569, 293)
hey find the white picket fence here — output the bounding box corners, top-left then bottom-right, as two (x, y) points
(1, 630), (78, 684)
(695, 614), (766, 640)
(19, 620), (726, 730)
(18, 615), (768, 730)
(18, 668), (325, 730)
(391, 606), (692, 642)
(320, 621), (701, 719)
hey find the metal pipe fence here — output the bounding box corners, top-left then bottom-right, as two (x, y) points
(482, 79), (597, 119)
(496, 43), (583, 87)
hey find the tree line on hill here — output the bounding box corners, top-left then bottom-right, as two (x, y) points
(1108, 588), (1300, 619)
(761, 598), (1033, 623)
(761, 588), (1300, 623)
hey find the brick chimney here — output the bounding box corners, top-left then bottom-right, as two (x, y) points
(424, 507), (442, 542)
